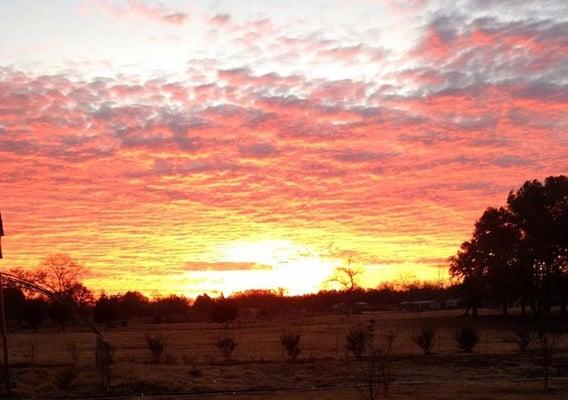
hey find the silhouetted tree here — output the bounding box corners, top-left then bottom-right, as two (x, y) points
(507, 176), (568, 317)
(210, 300), (239, 325)
(328, 258), (363, 315)
(117, 291), (149, 322)
(449, 241), (484, 317)
(19, 254), (93, 311)
(450, 175), (568, 318)
(474, 207), (521, 315)
(22, 298), (45, 331)
(65, 282), (95, 309)
(151, 295), (190, 323)
(36, 253), (86, 294)
(450, 208), (522, 315)
(192, 293), (214, 314)
(4, 286), (26, 322)
(48, 300), (70, 330)
(328, 258), (362, 292)
(93, 294), (119, 326)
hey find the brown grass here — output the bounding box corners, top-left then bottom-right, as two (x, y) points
(6, 309), (568, 398)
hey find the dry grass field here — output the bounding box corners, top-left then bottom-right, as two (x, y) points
(6, 309), (568, 399)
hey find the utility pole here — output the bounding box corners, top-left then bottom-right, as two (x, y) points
(0, 212), (9, 394)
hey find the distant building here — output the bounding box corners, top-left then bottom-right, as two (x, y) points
(398, 300), (441, 312)
(330, 302), (371, 314)
(355, 302), (372, 312)
(444, 299), (460, 309)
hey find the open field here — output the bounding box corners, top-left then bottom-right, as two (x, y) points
(6, 309), (568, 399)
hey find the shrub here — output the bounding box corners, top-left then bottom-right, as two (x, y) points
(216, 334), (238, 363)
(454, 327), (479, 353)
(536, 322), (564, 390)
(64, 339), (80, 364)
(280, 331), (302, 362)
(515, 327), (535, 353)
(356, 333), (396, 400)
(183, 355), (203, 377)
(55, 365), (77, 390)
(412, 326), (437, 355)
(164, 353), (177, 365)
(346, 323), (374, 359)
(146, 335), (165, 364)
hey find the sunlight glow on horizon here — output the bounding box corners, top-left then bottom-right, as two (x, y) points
(217, 239), (339, 295)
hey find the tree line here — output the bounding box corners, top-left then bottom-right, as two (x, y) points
(5, 252), (457, 330)
(449, 175), (568, 317)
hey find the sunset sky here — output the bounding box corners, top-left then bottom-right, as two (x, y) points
(1, 0), (567, 297)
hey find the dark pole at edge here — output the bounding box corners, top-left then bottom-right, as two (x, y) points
(0, 212), (9, 394)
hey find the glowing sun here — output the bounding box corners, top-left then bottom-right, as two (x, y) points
(216, 239), (338, 295)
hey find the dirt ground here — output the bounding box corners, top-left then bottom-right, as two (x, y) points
(6, 309), (568, 398)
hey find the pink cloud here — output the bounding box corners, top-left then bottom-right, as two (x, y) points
(94, 0), (189, 25)
(1, 1), (567, 295)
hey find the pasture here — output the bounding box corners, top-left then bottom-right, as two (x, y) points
(6, 309), (568, 399)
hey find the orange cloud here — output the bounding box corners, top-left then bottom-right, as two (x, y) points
(1, 1), (567, 296)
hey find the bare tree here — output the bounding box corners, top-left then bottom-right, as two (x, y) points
(328, 258), (362, 292)
(327, 258), (363, 315)
(356, 334), (396, 399)
(12, 254), (92, 307)
(36, 254), (86, 295)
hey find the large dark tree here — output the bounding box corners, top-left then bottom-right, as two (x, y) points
(449, 241), (485, 316)
(93, 294), (119, 326)
(507, 176), (568, 316)
(450, 175), (568, 317)
(474, 207), (521, 315)
(117, 291), (149, 322)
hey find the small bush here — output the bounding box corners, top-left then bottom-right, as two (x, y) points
(356, 333), (396, 400)
(64, 339), (80, 364)
(346, 324), (374, 359)
(536, 322), (565, 390)
(216, 335), (237, 363)
(515, 327), (535, 352)
(164, 353), (177, 365)
(146, 335), (165, 363)
(183, 355), (203, 377)
(454, 327), (480, 353)
(280, 331), (302, 362)
(55, 365), (77, 390)
(413, 326), (437, 355)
